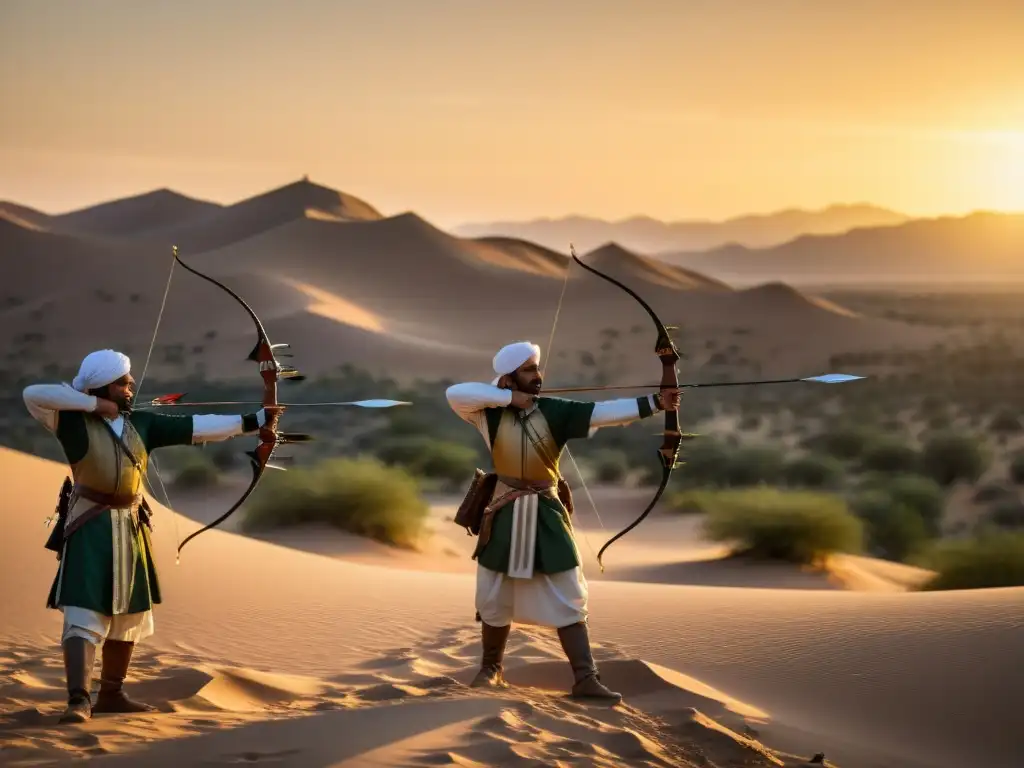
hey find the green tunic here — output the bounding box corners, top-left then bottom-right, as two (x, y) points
(475, 395), (654, 575)
(46, 410), (195, 616)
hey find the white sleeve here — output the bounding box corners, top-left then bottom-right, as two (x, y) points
(587, 395), (658, 435)
(191, 409), (267, 443)
(445, 382), (512, 422)
(22, 384), (98, 432)
(445, 382), (512, 442)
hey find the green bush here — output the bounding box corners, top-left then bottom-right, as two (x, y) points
(1010, 453), (1024, 485)
(171, 451), (220, 489)
(988, 498), (1024, 529)
(856, 472), (946, 536)
(801, 424), (876, 461)
(722, 446), (786, 487)
(698, 488), (864, 564)
(920, 430), (990, 487)
(674, 439), (732, 486)
(373, 435), (479, 490)
(860, 436), (920, 474)
(588, 449), (630, 484)
(241, 457), (429, 548)
(917, 532), (1024, 590)
(988, 408), (1022, 434)
(781, 453), (845, 489)
(850, 489), (931, 561)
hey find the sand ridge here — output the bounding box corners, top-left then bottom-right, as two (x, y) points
(0, 624), (830, 767)
(1, 447), (1022, 767)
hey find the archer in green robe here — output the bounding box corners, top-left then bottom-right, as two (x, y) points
(24, 351), (266, 724)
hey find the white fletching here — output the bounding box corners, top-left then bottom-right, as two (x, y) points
(802, 374), (866, 384)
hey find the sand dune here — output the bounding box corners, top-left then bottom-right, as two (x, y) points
(585, 242), (732, 291)
(48, 188), (223, 238)
(142, 178), (385, 252)
(1, 180), (953, 390)
(2, 447), (1021, 767)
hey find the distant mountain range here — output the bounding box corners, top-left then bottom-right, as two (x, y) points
(454, 204), (912, 254)
(657, 211), (1024, 286)
(0, 179), (949, 386)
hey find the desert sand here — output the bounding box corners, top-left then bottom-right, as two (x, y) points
(0, 180), (949, 388)
(2, 446), (1022, 768)
(2, 181), (1022, 766)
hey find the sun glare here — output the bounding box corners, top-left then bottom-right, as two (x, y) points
(975, 130), (1024, 212)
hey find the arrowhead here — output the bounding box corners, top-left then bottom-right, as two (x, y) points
(803, 374), (867, 384)
(345, 399), (412, 408)
(278, 433), (314, 444)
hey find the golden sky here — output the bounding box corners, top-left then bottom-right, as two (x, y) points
(2, 0), (1023, 226)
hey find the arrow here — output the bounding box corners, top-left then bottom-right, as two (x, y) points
(542, 373), (866, 394)
(141, 396), (411, 409)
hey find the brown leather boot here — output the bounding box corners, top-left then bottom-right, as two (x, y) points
(556, 621), (622, 704)
(91, 639), (156, 714)
(470, 622), (511, 689)
(58, 637), (96, 724)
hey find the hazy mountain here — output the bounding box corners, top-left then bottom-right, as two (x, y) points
(657, 211), (1024, 286)
(455, 204), (910, 254)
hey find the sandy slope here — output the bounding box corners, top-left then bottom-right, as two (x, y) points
(1, 448), (1021, 768)
(1, 181), (949, 388)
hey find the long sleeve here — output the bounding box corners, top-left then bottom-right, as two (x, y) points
(190, 409), (267, 443)
(445, 382), (512, 423)
(23, 384), (98, 432)
(583, 394), (659, 437)
(445, 382), (512, 443)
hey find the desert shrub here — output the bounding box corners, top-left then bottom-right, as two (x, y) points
(738, 413), (761, 431)
(860, 436), (920, 474)
(699, 488), (863, 564)
(206, 442), (240, 471)
(1010, 453), (1024, 485)
(917, 532), (1024, 590)
(849, 489), (930, 562)
(373, 435), (478, 490)
(171, 451), (220, 489)
(988, 408), (1022, 434)
(988, 498), (1024, 529)
(241, 457), (429, 548)
(781, 453), (845, 489)
(920, 430), (990, 486)
(856, 472), (946, 535)
(721, 445), (786, 487)
(972, 483), (1017, 505)
(801, 424), (876, 461)
(588, 449), (630, 484)
(673, 439), (732, 486)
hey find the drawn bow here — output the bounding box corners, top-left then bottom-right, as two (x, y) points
(565, 245), (690, 569)
(134, 245), (407, 561)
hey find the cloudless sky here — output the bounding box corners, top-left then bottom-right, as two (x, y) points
(2, 0), (1023, 226)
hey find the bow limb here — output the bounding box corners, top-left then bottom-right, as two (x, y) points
(568, 245), (683, 570)
(170, 246), (285, 557)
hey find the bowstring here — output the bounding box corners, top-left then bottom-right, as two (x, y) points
(540, 244), (608, 567)
(133, 248), (183, 563)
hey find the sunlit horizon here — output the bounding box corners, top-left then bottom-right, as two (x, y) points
(2, 0), (1023, 228)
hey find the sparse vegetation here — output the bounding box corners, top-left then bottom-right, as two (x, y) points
(242, 457), (429, 548)
(1010, 453), (1024, 485)
(171, 451), (220, 489)
(3, 286), (1022, 564)
(916, 532), (1024, 590)
(690, 488), (864, 565)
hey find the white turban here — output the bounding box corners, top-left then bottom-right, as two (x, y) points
(491, 341), (540, 385)
(72, 349), (131, 392)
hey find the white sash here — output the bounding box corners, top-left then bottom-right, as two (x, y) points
(507, 493), (539, 579)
